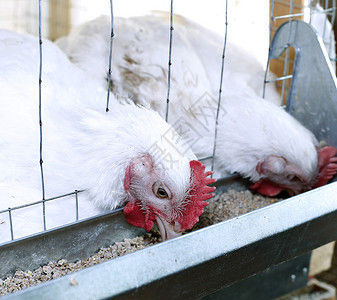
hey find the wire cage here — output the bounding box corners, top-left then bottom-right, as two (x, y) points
(0, 0), (337, 298)
(266, 0), (337, 104)
(0, 0), (232, 245)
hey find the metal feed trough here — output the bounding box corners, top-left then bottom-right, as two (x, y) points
(1, 20), (337, 300)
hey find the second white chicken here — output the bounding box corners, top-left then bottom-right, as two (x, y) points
(56, 13), (337, 196)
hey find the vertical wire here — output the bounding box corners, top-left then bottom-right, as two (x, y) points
(330, 0), (336, 64)
(263, 0), (275, 99)
(326, 0), (336, 62)
(106, 0), (114, 112)
(211, 0), (228, 176)
(38, 0), (46, 231)
(8, 208), (14, 240)
(280, 0), (294, 106)
(165, 0), (174, 122)
(323, 0), (328, 49)
(75, 190), (79, 221)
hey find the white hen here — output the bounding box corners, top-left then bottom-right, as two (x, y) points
(56, 13), (337, 197)
(0, 29), (215, 243)
(56, 13), (281, 108)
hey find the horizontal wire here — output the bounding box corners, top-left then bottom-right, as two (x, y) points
(1, 207), (125, 246)
(0, 190), (84, 214)
(272, 7), (335, 21)
(266, 74), (293, 83)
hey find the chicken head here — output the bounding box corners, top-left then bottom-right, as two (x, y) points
(250, 146), (337, 196)
(123, 155), (216, 240)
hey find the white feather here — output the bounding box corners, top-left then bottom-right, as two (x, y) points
(0, 29), (195, 243)
(56, 14), (319, 183)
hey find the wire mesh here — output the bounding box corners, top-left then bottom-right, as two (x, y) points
(265, 0), (336, 105)
(0, 0), (336, 247)
(0, 190), (83, 241)
(0, 0), (86, 244)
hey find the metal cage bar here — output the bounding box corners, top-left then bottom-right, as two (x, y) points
(165, 0), (174, 123)
(105, 0), (114, 112)
(264, 0), (336, 105)
(38, 0), (46, 231)
(211, 0), (229, 175)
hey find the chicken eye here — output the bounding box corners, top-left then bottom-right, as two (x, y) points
(152, 182), (171, 199)
(156, 187), (169, 199)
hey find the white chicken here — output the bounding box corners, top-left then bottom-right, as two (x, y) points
(0, 29), (215, 243)
(56, 13), (281, 108)
(56, 13), (337, 197)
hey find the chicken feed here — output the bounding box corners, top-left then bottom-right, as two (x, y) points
(0, 189), (280, 296)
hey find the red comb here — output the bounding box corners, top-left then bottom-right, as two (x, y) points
(176, 160), (216, 231)
(314, 146), (337, 188)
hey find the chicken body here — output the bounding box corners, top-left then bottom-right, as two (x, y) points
(0, 30), (214, 243)
(56, 13), (283, 162)
(56, 14), (337, 196)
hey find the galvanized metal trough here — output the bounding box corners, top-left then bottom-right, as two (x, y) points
(1, 20), (337, 300)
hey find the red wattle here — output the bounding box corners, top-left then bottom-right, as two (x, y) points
(250, 180), (282, 197)
(123, 201), (155, 232)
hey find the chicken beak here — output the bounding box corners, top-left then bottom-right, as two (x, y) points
(156, 216), (181, 241)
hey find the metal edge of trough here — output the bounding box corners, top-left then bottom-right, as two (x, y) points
(2, 181), (337, 300)
(0, 208), (146, 279)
